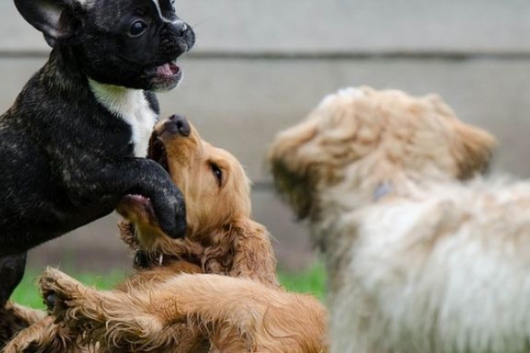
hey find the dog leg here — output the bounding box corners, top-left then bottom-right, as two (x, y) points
(39, 268), (192, 352)
(67, 159), (186, 239)
(128, 274), (327, 353)
(0, 253), (27, 308)
(44, 271), (316, 352)
(0, 253), (31, 350)
(2, 316), (78, 353)
(5, 304), (46, 327)
(39, 270), (311, 352)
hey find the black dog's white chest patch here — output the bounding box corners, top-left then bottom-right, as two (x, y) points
(89, 79), (157, 157)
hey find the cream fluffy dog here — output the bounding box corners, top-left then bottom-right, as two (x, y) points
(268, 86), (530, 353)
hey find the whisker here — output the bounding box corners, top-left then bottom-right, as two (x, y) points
(190, 15), (217, 28)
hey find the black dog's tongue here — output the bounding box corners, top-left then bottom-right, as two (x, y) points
(156, 62), (180, 78)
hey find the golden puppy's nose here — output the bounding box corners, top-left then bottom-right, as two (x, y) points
(164, 114), (190, 137)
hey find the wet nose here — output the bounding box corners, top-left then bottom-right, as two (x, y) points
(169, 20), (188, 37)
(164, 114), (190, 137)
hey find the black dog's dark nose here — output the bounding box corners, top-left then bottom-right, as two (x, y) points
(170, 21), (188, 37)
(165, 114), (190, 137)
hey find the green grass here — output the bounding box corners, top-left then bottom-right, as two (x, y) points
(12, 264), (326, 309)
(278, 262), (326, 300)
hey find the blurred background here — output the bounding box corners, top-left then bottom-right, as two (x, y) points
(1, 0), (530, 274)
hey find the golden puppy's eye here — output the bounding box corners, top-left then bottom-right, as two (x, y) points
(210, 162), (223, 187)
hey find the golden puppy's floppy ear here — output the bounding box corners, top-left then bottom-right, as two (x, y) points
(203, 219), (279, 287)
(230, 219), (279, 287)
(452, 121), (497, 179)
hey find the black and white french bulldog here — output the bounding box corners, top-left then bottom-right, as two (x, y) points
(0, 0), (195, 260)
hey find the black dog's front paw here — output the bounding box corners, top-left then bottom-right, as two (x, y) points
(116, 159), (187, 239)
(159, 211), (186, 239)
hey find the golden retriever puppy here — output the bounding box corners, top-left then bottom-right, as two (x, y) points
(266, 87), (530, 353)
(9, 116), (327, 353)
(116, 114), (279, 287)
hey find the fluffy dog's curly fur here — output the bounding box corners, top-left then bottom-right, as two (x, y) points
(267, 87), (530, 353)
(5, 117), (327, 353)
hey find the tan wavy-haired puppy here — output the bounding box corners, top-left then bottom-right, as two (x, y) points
(267, 87), (530, 353)
(11, 116), (327, 353)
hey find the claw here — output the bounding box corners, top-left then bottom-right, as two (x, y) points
(45, 292), (57, 310)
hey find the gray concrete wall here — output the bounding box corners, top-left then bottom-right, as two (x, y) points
(1, 1), (530, 272)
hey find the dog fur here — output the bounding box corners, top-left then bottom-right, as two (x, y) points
(5, 116), (327, 353)
(0, 0), (195, 346)
(0, 0), (195, 259)
(0, 254), (30, 350)
(266, 86), (530, 353)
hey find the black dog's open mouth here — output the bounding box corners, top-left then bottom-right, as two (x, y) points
(148, 138), (169, 173)
(154, 61), (180, 80)
(142, 60), (182, 91)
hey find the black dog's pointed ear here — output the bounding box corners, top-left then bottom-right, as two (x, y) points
(14, 0), (87, 47)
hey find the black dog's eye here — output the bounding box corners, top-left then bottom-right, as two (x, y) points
(130, 21), (147, 36)
(210, 163), (223, 186)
